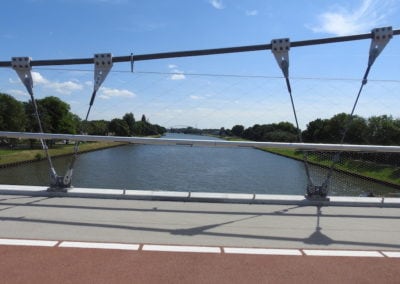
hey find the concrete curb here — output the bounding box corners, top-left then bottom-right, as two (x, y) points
(0, 184), (399, 208)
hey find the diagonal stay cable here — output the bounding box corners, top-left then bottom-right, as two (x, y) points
(322, 31), (392, 192)
(11, 57), (59, 186)
(271, 39), (314, 190)
(271, 27), (393, 199)
(62, 54), (114, 189)
(317, 27), (394, 197)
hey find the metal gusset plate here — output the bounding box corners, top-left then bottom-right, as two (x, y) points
(93, 53), (113, 93)
(368, 26), (393, 66)
(11, 57), (34, 96)
(271, 38), (290, 78)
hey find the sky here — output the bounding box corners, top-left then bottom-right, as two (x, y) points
(1, 0), (399, 129)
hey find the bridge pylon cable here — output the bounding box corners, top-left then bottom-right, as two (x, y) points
(272, 27), (393, 200)
(11, 57), (59, 187)
(271, 38), (316, 198)
(63, 53), (114, 189)
(322, 27), (393, 192)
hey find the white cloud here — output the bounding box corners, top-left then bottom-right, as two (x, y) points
(171, 72), (186, 80)
(209, 0), (224, 10)
(99, 87), (136, 99)
(8, 78), (20, 84)
(190, 95), (204, 100)
(7, 89), (27, 97)
(49, 81), (83, 95)
(168, 64), (186, 80)
(245, 10), (258, 16)
(32, 71), (48, 84)
(28, 71), (83, 94)
(309, 0), (396, 36)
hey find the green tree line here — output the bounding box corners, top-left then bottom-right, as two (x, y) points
(0, 93), (166, 147)
(229, 113), (400, 146)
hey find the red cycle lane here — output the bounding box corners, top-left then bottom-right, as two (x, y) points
(1, 246), (399, 284)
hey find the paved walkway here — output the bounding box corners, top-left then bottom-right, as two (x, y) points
(1, 191), (400, 283)
(1, 194), (400, 250)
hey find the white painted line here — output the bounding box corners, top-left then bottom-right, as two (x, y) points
(0, 238), (57, 247)
(303, 250), (383, 257)
(142, 244), (221, 253)
(224, 247), (302, 256)
(190, 192), (253, 200)
(382, 251), (400, 258)
(69, 188), (124, 195)
(59, 241), (139, 250)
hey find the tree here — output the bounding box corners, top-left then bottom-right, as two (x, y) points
(303, 114), (367, 144)
(24, 96), (78, 134)
(231, 125), (244, 137)
(86, 120), (110, 135)
(109, 118), (130, 136)
(303, 118), (330, 142)
(141, 114), (147, 123)
(123, 112), (135, 135)
(241, 122), (297, 142)
(325, 113), (367, 144)
(132, 121), (145, 136)
(0, 93), (26, 132)
(367, 115), (400, 145)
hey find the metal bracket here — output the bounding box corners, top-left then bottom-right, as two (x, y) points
(271, 38), (290, 78)
(368, 26), (393, 66)
(130, 52), (134, 72)
(306, 184), (330, 201)
(11, 57), (34, 96)
(93, 53), (113, 93)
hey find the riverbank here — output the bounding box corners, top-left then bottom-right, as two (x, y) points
(0, 142), (126, 168)
(220, 136), (400, 189)
(263, 148), (400, 189)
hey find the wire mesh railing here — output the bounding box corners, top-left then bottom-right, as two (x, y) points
(0, 27), (399, 198)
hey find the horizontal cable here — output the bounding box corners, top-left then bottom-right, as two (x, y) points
(1, 29), (399, 67)
(1, 131), (400, 153)
(31, 67), (400, 82)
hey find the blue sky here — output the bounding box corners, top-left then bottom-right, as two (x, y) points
(1, 0), (399, 129)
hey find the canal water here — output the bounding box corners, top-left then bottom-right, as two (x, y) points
(0, 133), (397, 196)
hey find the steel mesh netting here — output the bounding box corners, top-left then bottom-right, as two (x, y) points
(298, 150), (400, 197)
(1, 61), (399, 196)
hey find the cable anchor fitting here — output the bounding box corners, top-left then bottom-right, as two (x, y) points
(11, 57), (34, 97)
(368, 26), (392, 66)
(92, 53), (113, 103)
(271, 38), (290, 78)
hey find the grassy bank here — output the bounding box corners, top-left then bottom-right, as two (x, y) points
(261, 148), (400, 187)
(0, 142), (125, 167)
(219, 135), (400, 187)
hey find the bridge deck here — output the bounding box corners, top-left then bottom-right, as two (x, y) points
(0, 185), (399, 251)
(1, 186), (400, 282)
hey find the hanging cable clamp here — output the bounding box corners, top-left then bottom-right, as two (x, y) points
(271, 38), (290, 78)
(130, 52), (135, 72)
(11, 57), (34, 97)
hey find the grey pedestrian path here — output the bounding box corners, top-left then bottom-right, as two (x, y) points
(0, 191), (399, 251)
